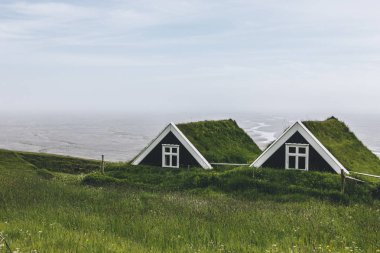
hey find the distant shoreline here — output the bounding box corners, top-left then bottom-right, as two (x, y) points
(0, 113), (379, 161)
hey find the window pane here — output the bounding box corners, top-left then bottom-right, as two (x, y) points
(289, 156), (296, 168)
(298, 157), (306, 170)
(172, 147), (178, 153)
(299, 147), (306, 154)
(165, 147), (170, 153)
(165, 155), (170, 166)
(172, 155), (178, 166)
(289, 147), (296, 153)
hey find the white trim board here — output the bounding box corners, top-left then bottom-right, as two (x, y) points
(250, 121), (349, 175)
(132, 123), (212, 169)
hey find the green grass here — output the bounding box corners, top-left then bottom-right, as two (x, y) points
(16, 150), (100, 174)
(0, 149), (379, 252)
(303, 117), (380, 175)
(85, 164), (378, 204)
(177, 119), (261, 164)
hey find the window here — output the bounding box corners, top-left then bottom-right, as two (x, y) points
(285, 143), (309, 170)
(162, 144), (179, 168)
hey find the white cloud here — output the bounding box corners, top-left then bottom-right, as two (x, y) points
(4, 2), (95, 19)
(0, 0), (379, 113)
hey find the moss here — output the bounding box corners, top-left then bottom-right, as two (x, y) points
(303, 117), (380, 175)
(177, 119), (261, 163)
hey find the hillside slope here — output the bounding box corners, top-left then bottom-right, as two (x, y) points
(0, 149), (37, 172)
(17, 151), (100, 174)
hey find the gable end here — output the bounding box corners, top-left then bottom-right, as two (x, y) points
(262, 131), (334, 172)
(251, 121), (349, 174)
(132, 123), (212, 169)
(140, 131), (202, 168)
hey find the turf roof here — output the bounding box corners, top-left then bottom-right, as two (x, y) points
(303, 117), (380, 175)
(177, 119), (261, 164)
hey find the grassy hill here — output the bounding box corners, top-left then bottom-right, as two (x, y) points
(17, 150), (100, 174)
(0, 149), (37, 171)
(303, 117), (380, 175)
(0, 149), (379, 252)
(177, 119), (261, 164)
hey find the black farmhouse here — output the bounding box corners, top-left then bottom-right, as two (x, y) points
(251, 120), (350, 174)
(132, 119), (261, 169)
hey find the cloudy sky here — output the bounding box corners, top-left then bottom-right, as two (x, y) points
(1, 0), (379, 114)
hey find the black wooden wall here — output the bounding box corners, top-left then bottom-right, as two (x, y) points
(140, 131), (202, 168)
(262, 131), (334, 173)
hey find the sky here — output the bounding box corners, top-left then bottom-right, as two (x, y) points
(1, 0), (380, 114)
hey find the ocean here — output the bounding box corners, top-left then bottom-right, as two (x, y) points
(0, 112), (379, 161)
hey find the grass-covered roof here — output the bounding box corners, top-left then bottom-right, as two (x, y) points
(177, 119), (261, 164)
(303, 117), (380, 175)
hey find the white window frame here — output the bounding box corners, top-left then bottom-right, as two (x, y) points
(162, 144), (179, 168)
(285, 143), (309, 171)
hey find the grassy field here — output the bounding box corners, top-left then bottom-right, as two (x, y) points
(0, 149), (379, 252)
(84, 164), (378, 203)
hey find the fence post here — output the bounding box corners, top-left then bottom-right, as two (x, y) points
(341, 169), (346, 194)
(101, 155), (105, 174)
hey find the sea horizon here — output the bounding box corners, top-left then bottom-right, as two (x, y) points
(0, 111), (379, 162)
